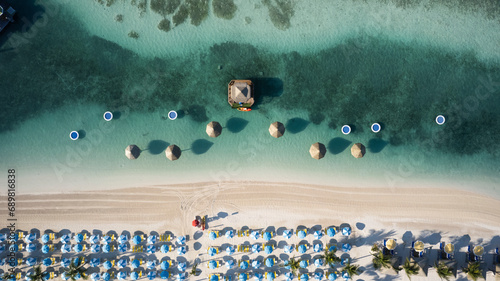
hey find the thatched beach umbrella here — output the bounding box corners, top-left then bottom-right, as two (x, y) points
(269, 122), (285, 138)
(125, 145), (141, 160)
(165, 144), (181, 161)
(309, 142), (326, 160)
(206, 121), (222, 138)
(351, 143), (366, 158)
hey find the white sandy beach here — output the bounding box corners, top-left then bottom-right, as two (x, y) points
(1, 182), (499, 281)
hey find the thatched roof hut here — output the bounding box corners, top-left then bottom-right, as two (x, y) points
(165, 144), (181, 161)
(269, 122), (285, 138)
(228, 80), (254, 108)
(206, 121), (222, 138)
(309, 142), (326, 160)
(125, 145), (141, 160)
(351, 143), (366, 158)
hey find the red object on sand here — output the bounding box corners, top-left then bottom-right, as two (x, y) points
(192, 220), (199, 227)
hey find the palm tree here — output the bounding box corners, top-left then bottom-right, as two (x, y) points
(402, 258), (419, 280)
(462, 261), (482, 281)
(342, 263), (362, 277)
(26, 265), (45, 281)
(434, 261), (454, 281)
(321, 248), (341, 267)
(64, 258), (88, 281)
(190, 262), (199, 276)
(280, 257), (301, 276)
(371, 244), (392, 271)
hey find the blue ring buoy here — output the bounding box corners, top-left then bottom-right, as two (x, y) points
(436, 115), (445, 125)
(69, 131), (79, 140)
(371, 123), (381, 133)
(341, 125), (351, 135)
(168, 110), (177, 120)
(103, 111), (113, 121)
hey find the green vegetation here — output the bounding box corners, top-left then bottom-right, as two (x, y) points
(262, 0), (294, 30)
(172, 3), (189, 26)
(212, 0), (237, 20)
(128, 31), (140, 39)
(186, 0), (209, 26)
(342, 263), (362, 278)
(371, 244), (397, 272)
(64, 258), (88, 281)
(190, 262), (199, 276)
(26, 265), (45, 281)
(402, 258), (419, 280)
(462, 261), (482, 281)
(158, 19), (171, 32)
(435, 261), (454, 281)
(320, 247), (341, 267)
(280, 257), (301, 276)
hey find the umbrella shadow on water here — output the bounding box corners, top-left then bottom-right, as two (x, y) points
(78, 130), (86, 139)
(226, 117), (249, 133)
(286, 118), (309, 134)
(328, 137), (352, 155)
(368, 138), (388, 153)
(146, 140), (169, 155)
(251, 77), (284, 109)
(190, 139), (214, 155)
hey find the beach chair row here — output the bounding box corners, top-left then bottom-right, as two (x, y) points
(0, 242), (180, 255)
(2, 271), (57, 281)
(206, 242), (343, 257)
(0, 232), (173, 245)
(381, 239), (492, 262)
(208, 226), (348, 241)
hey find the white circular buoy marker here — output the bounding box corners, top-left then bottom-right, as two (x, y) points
(371, 123), (381, 133)
(69, 131), (79, 140)
(103, 111), (113, 121)
(436, 115), (445, 125)
(341, 125), (351, 135)
(168, 110), (178, 120)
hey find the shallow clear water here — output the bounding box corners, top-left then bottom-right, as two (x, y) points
(0, 0), (499, 197)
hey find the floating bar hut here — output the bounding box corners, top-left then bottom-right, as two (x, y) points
(228, 80), (254, 109)
(0, 0), (16, 33)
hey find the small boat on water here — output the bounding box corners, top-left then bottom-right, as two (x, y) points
(0, 0), (16, 33)
(237, 108), (252, 112)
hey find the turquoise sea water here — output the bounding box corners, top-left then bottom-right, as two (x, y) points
(0, 0), (499, 196)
